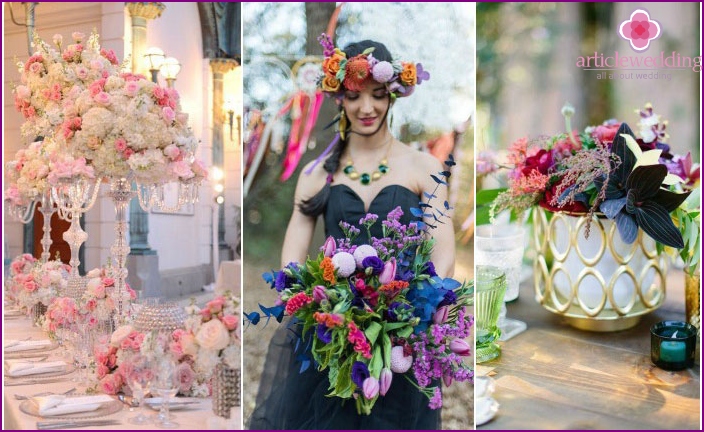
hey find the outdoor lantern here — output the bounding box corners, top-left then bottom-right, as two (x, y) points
(160, 57), (181, 88)
(143, 46), (165, 83)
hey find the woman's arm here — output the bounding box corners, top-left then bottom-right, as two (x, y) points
(280, 161), (326, 266)
(418, 153), (456, 278)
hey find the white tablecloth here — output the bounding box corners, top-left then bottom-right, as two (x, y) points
(215, 260), (241, 295)
(2, 316), (241, 430)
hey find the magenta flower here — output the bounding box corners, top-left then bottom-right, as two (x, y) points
(312, 285), (328, 303)
(322, 236), (336, 257)
(433, 305), (449, 325)
(428, 387), (442, 409)
(449, 338), (471, 356)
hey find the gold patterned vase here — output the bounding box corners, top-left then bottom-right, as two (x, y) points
(532, 208), (667, 331)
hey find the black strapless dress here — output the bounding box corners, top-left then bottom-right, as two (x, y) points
(248, 184), (441, 430)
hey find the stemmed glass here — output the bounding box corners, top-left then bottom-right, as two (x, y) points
(152, 357), (180, 429)
(127, 354), (154, 425)
(475, 224), (528, 341)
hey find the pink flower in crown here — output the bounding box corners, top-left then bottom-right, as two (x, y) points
(618, 9), (661, 52)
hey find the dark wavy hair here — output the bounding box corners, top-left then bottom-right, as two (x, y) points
(298, 40), (393, 217)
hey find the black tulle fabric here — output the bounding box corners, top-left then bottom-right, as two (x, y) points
(248, 184), (440, 430)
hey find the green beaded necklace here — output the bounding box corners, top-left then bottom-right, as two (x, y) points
(342, 139), (393, 185)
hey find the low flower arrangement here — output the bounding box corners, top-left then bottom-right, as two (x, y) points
(82, 266), (137, 326)
(247, 158), (474, 415)
(93, 292), (240, 398)
(481, 103), (698, 253)
(16, 259), (70, 313)
(5, 254), (38, 304)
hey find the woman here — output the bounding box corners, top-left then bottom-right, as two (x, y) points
(249, 37), (455, 430)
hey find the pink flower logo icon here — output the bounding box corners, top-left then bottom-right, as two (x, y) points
(619, 9), (661, 52)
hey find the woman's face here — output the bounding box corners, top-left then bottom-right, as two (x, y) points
(342, 81), (390, 135)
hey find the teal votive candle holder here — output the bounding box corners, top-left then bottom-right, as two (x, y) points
(650, 321), (697, 371)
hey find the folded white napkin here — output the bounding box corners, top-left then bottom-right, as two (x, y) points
(6, 360), (66, 377)
(4, 308), (23, 316)
(31, 395), (114, 416)
(4, 339), (52, 353)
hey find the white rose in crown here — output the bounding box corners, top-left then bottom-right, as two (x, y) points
(195, 319), (229, 351)
(110, 325), (134, 347)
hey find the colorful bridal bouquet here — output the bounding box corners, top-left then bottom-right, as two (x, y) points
(483, 103), (698, 251)
(93, 292), (240, 397)
(247, 163), (473, 414)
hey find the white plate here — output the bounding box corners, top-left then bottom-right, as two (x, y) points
(475, 375), (496, 399)
(476, 396), (499, 426)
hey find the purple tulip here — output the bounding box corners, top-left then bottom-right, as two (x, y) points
(322, 236), (336, 257)
(443, 374), (452, 387)
(449, 338), (471, 356)
(433, 305), (449, 324)
(379, 258), (397, 284)
(362, 377), (379, 399)
(312, 285), (328, 303)
(379, 368), (392, 396)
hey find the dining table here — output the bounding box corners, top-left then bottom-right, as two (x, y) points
(477, 268), (701, 429)
(2, 313), (241, 430)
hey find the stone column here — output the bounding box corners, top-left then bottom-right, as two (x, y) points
(124, 2), (165, 298)
(210, 58), (238, 263)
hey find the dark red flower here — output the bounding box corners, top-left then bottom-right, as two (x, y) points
(592, 122), (622, 144)
(521, 149), (554, 177)
(539, 182), (588, 214)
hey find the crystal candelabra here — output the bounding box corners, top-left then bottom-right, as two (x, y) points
(38, 190), (58, 263)
(51, 177), (102, 298)
(7, 199), (39, 224)
(107, 178), (136, 324)
(136, 179), (200, 212)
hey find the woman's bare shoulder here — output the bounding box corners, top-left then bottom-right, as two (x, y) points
(296, 160), (329, 198)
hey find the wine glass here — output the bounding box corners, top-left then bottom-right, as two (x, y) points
(127, 354), (153, 425)
(152, 357), (180, 429)
(475, 224), (528, 341)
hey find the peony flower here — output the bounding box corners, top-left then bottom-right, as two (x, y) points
(353, 244), (377, 268)
(195, 318), (230, 351)
(390, 345), (412, 373)
(331, 252), (356, 278)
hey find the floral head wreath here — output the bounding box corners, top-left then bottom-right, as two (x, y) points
(317, 34), (429, 99)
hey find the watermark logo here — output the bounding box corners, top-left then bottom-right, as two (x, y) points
(619, 9), (661, 52)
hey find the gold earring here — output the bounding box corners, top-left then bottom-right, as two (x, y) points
(339, 110), (347, 141)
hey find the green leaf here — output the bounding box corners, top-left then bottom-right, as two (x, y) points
(397, 326), (413, 338)
(364, 321), (382, 345)
(370, 346), (383, 378)
(476, 188), (505, 205)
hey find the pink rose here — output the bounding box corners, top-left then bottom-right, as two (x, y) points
(206, 297), (226, 314)
(76, 66), (89, 80)
(175, 362), (195, 394)
(322, 236), (336, 257)
(93, 283), (106, 299)
(99, 374), (122, 395)
(94, 91), (111, 106)
(15, 85), (30, 100)
(29, 62), (42, 74)
(85, 298), (98, 311)
(124, 81), (140, 97)
(72, 31), (85, 41)
(153, 86), (166, 100)
(221, 315), (238, 331)
(162, 106), (175, 123)
(170, 160), (194, 179)
(89, 59), (103, 70)
(114, 138), (127, 152)
(163, 144), (181, 161)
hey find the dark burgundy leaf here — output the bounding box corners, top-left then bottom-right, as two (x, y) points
(626, 165), (666, 199)
(611, 123), (637, 185)
(653, 189), (691, 212)
(633, 201), (685, 248)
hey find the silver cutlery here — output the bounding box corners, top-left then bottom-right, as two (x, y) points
(36, 420), (120, 430)
(118, 394), (139, 407)
(4, 377), (71, 386)
(14, 387), (76, 400)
